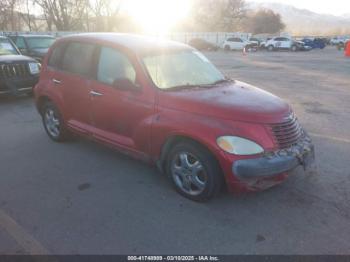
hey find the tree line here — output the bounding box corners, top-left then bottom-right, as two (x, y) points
(0, 0), (285, 34)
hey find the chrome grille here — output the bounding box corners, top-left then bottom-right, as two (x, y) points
(269, 114), (304, 149)
(0, 63), (30, 79)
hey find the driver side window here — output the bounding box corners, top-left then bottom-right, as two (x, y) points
(97, 47), (136, 86)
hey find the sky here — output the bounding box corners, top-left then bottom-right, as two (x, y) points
(119, 0), (350, 33)
(248, 0), (350, 16)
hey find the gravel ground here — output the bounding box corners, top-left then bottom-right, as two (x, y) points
(0, 47), (349, 255)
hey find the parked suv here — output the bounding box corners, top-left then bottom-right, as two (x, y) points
(222, 37), (257, 51)
(0, 36), (40, 96)
(330, 36), (349, 46)
(9, 35), (56, 62)
(266, 37), (309, 51)
(34, 34), (315, 201)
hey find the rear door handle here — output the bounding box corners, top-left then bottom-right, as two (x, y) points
(90, 90), (103, 97)
(52, 79), (61, 84)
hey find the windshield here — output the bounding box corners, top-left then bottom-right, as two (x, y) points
(142, 50), (225, 90)
(0, 38), (18, 55)
(26, 37), (55, 49)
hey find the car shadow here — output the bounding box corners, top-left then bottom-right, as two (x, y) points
(0, 95), (33, 105)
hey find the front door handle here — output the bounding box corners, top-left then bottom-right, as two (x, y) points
(90, 90), (103, 97)
(52, 79), (61, 84)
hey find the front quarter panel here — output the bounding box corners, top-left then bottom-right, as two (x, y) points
(150, 107), (275, 191)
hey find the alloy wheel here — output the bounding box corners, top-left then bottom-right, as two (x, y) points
(44, 108), (60, 138)
(170, 152), (208, 196)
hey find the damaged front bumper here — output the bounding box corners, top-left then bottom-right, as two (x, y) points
(233, 135), (315, 180)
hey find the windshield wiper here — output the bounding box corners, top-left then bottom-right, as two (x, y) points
(166, 78), (234, 91)
(211, 78), (234, 85)
(166, 84), (207, 91)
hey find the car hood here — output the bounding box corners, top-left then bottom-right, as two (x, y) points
(0, 55), (36, 63)
(31, 48), (49, 55)
(158, 81), (291, 124)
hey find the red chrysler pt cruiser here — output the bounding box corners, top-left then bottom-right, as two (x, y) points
(34, 34), (315, 201)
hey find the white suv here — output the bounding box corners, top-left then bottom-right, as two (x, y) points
(222, 37), (254, 51)
(266, 37), (300, 51)
(330, 36), (349, 46)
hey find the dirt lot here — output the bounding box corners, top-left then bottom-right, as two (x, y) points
(0, 47), (349, 255)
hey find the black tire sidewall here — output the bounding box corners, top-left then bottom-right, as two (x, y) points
(165, 141), (222, 202)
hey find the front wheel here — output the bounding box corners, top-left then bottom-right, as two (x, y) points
(267, 45), (274, 51)
(291, 45), (298, 52)
(224, 45), (231, 51)
(166, 141), (223, 202)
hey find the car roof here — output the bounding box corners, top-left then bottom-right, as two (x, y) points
(58, 33), (192, 55)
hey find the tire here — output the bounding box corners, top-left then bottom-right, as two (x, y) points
(291, 45), (297, 52)
(267, 45), (274, 51)
(245, 44), (251, 52)
(41, 101), (72, 142)
(224, 45), (231, 51)
(338, 42), (344, 51)
(165, 141), (223, 202)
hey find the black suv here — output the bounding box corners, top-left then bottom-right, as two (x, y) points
(0, 36), (40, 96)
(9, 35), (55, 62)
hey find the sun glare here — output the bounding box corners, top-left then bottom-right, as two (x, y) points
(124, 0), (191, 34)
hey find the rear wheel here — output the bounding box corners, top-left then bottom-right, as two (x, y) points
(267, 45), (274, 51)
(166, 141), (223, 202)
(42, 101), (72, 142)
(224, 45), (231, 51)
(291, 45), (298, 52)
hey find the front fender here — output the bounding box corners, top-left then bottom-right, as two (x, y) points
(150, 108), (234, 160)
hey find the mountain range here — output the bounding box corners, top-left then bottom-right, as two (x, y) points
(248, 2), (350, 36)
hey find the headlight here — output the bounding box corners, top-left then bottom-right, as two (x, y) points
(28, 62), (40, 75)
(217, 136), (264, 155)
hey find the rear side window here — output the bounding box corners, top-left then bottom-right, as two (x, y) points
(227, 38), (242, 42)
(61, 42), (96, 77)
(48, 44), (66, 68)
(97, 47), (136, 86)
(275, 37), (288, 41)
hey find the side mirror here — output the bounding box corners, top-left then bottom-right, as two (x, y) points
(112, 78), (139, 91)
